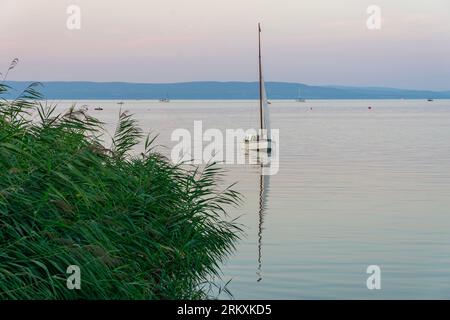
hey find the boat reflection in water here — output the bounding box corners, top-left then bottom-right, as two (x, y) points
(257, 165), (270, 282)
(245, 151), (271, 282)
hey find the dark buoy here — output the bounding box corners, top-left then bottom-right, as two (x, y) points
(368, 106), (372, 110)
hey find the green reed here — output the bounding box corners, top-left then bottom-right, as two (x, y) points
(0, 83), (241, 299)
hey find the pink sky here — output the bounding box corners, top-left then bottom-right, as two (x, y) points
(1, 0), (450, 90)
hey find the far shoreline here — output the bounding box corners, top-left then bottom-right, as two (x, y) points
(4, 81), (450, 100)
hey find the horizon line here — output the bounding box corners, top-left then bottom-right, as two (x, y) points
(4, 80), (450, 93)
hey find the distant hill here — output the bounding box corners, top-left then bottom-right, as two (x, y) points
(4, 81), (450, 100)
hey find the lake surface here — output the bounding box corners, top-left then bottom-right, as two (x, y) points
(53, 99), (450, 299)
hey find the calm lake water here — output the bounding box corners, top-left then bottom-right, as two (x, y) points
(54, 99), (450, 299)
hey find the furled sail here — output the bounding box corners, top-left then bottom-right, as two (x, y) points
(260, 75), (271, 141)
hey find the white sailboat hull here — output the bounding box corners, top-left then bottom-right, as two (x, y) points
(243, 139), (271, 152)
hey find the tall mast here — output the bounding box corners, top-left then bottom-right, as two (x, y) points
(258, 23), (263, 132)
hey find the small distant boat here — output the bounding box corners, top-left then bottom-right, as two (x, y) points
(94, 107), (104, 111)
(159, 93), (170, 103)
(244, 23), (271, 153)
(427, 99), (434, 102)
(296, 89), (306, 102)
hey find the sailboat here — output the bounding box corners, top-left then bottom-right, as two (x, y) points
(244, 23), (272, 153)
(159, 93), (170, 103)
(296, 88), (306, 102)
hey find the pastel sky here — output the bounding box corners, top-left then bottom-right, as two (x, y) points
(1, 0), (450, 90)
